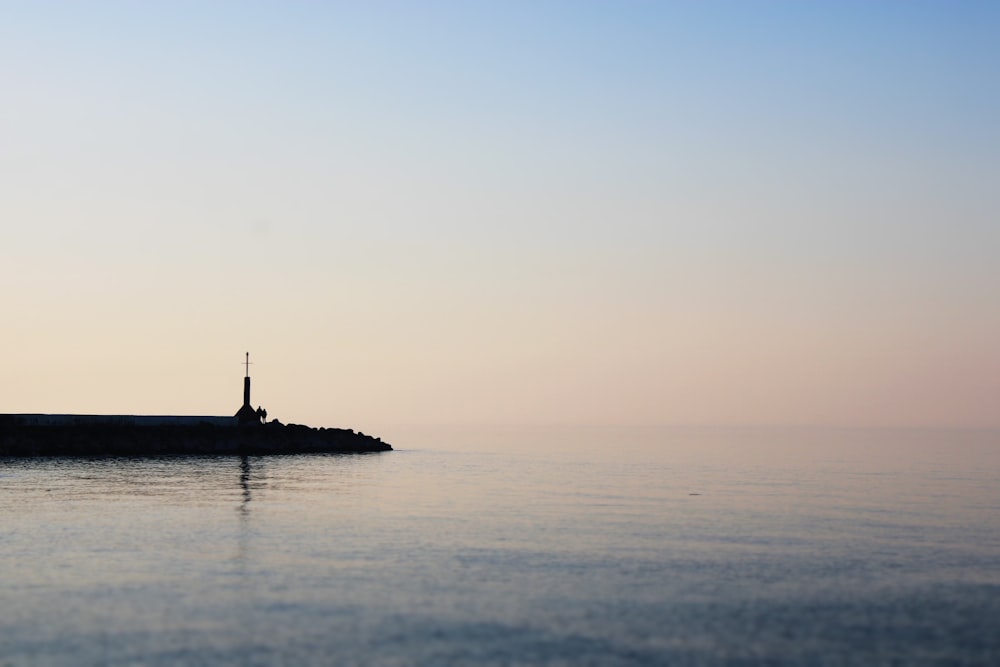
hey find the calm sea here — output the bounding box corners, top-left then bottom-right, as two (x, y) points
(2, 426), (999, 666)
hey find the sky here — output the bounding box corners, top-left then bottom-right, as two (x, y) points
(1, 2), (998, 431)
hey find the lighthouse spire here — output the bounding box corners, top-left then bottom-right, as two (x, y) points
(236, 352), (258, 424)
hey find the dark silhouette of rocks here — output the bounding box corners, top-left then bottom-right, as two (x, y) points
(0, 419), (391, 457)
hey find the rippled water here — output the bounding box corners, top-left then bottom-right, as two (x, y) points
(2, 427), (999, 665)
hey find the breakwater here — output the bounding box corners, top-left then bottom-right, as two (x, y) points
(0, 420), (391, 457)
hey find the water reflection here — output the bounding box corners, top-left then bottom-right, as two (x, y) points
(236, 456), (253, 569)
(239, 456), (252, 515)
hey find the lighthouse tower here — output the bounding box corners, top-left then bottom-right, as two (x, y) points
(235, 352), (260, 425)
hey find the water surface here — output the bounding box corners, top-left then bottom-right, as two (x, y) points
(2, 427), (999, 665)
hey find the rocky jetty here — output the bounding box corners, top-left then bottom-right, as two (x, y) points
(0, 420), (392, 457)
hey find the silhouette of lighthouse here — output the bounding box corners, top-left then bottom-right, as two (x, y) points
(235, 352), (260, 425)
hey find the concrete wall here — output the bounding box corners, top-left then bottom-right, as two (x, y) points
(2, 414), (238, 427)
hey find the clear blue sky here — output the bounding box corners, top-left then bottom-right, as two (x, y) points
(1, 2), (998, 429)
